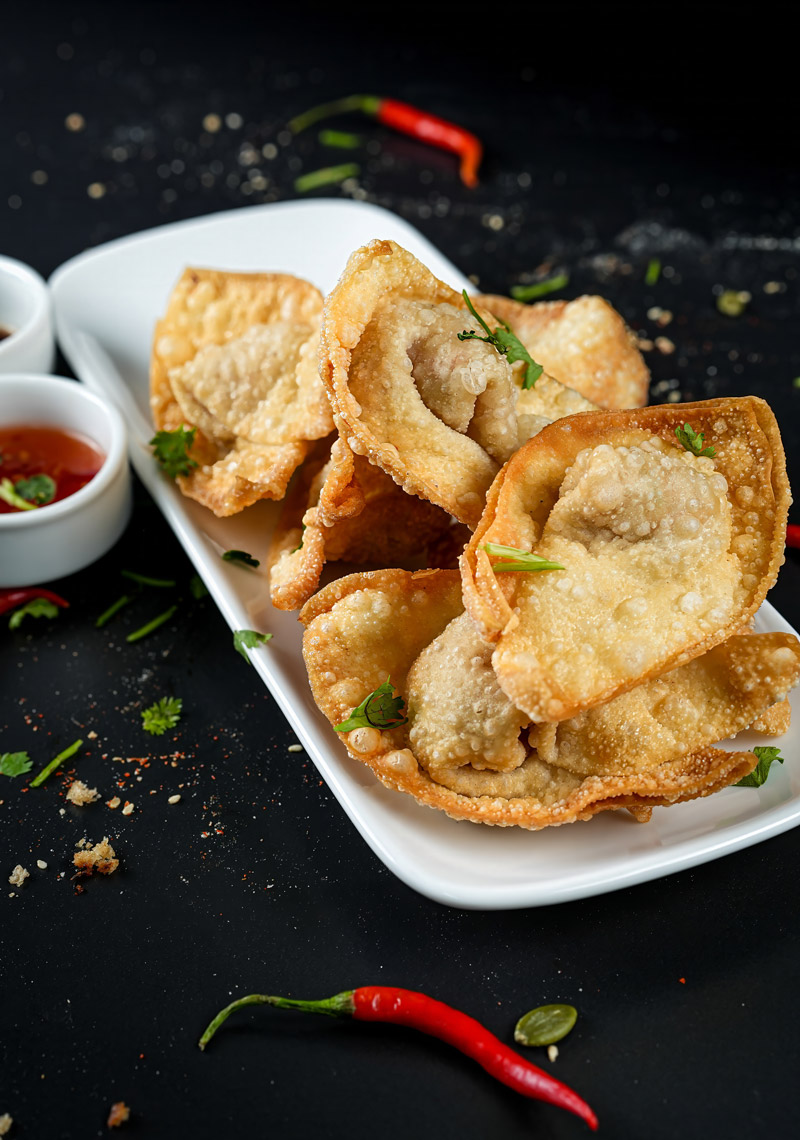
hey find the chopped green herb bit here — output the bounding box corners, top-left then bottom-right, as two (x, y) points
(645, 258), (661, 286)
(294, 163), (361, 193)
(30, 738), (83, 787)
(291, 523), (307, 555)
(222, 549), (260, 569)
(0, 751), (33, 778)
(126, 605), (178, 643)
(8, 598), (60, 630)
(510, 273), (570, 302)
(233, 628), (273, 662)
(334, 678), (408, 732)
(716, 289), (750, 317)
(15, 473), (56, 505)
(736, 746), (784, 788)
(142, 696), (183, 736)
(675, 422), (716, 458)
(482, 542), (565, 573)
(189, 574), (209, 599)
(458, 292), (543, 389)
(514, 1004), (578, 1047)
(0, 477), (37, 511)
(121, 569), (177, 588)
(95, 594), (133, 628)
(318, 129), (362, 149)
(150, 425), (198, 478)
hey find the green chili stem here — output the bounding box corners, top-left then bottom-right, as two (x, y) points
(121, 570), (177, 588)
(95, 594), (133, 628)
(289, 94), (380, 134)
(294, 164), (360, 193)
(198, 990), (355, 1051)
(126, 605), (178, 643)
(30, 738), (84, 787)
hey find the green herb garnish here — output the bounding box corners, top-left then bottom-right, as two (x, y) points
(121, 570), (176, 588)
(0, 477), (37, 510)
(0, 751), (33, 778)
(8, 598), (60, 629)
(334, 678), (408, 732)
(675, 423), (716, 458)
(510, 274), (569, 302)
(126, 605), (178, 643)
(458, 292), (543, 389)
(318, 129), (362, 149)
(95, 594), (133, 628)
(15, 474), (56, 505)
(716, 289), (750, 317)
(30, 738), (83, 787)
(189, 574), (209, 599)
(141, 696), (183, 736)
(233, 629), (273, 662)
(294, 163), (361, 193)
(150, 425), (198, 478)
(736, 746), (784, 788)
(222, 550), (260, 569)
(645, 258), (661, 286)
(514, 1004), (578, 1047)
(482, 542), (565, 573)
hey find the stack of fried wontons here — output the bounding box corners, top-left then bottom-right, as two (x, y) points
(151, 241), (798, 830)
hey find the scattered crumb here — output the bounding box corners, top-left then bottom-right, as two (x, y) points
(88, 731), (98, 740)
(8, 865), (29, 888)
(287, 744), (303, 753)
(0, 1113), (12, 1135)
(168, 794), (181, 804)
(121, 802), (134, 816)
(36, 859), (48, 870)
(655, 336), (676, 355)
(76, 837), (89, 848)
(59, 808), (66, 816)
(73, 837), (119, 876)
(647, 306), (673, 327)
(66, 780), (101, 806)
(547, 1045), (559, 1062)
(636, 336), (654, 351)
(763, 280), (785, 294)
(106, 796), (121, 809)
(107, 1101), (130, 1128)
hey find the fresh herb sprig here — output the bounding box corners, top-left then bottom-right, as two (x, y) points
(150, 426), (198, 478)
(736, 746), (784, 788)
(233, 629), (273, 663)
(483, 542), (565, 573)
(0, 751), (33, 778)
(675, 423), (716, 458)
(458, 292), (543, 390)
(15, 474), (56, 505)
(334, 678), (408, 732)
(8, 598), (60, 629)
(142, 696), (183, 736)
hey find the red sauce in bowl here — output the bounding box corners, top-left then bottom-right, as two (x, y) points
(0, 425), (105, 515)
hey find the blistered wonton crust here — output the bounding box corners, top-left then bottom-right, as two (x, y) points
(476, 294), (650, 409)
(268, 438), (452, 611)
(320, 240), (596, 528)
(150, 267), (332, 516)
(461, 397), (790, 722)
(300, 570), (797, 829)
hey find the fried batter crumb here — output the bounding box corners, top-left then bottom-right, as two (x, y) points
(73, 837), (119, 876)
(0, 1113), (13, 1135)
(106, 796), (121, 809)
(107, 1101), (130, 1128)
(8, 865), (29, 888)
(66, 780), (100, 806)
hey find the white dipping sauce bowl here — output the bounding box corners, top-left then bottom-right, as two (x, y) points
(0, 374), (132, 586)
(0, 256), (56, 375)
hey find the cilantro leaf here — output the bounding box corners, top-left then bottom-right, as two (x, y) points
(141, 696), (183, 736)
(736, 746), (784, 788)
(8, 598), (60, 630)
(150, 425), (198, 478)
(0, 751), (33, 778)
(15, 474), (56, 505)
(483, 542), (565, 573)
(0, 477), (37, 511)
(233, 629), (273, 662)
(334, 678), (408, 732)
(457, 292), (543, 390)
(675, 423), (716, 458)
(222, 550), (260, 569)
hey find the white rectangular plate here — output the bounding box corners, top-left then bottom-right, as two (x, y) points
(49, 199), (800, 909)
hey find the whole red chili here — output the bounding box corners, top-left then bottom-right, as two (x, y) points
(786, 524), (800, 549)
(289, 94), (483, 188)
(198, 985), (598, 1130)
(0, 587), (69, 616)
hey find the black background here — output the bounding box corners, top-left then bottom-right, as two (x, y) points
(2, 5), (799, 1138)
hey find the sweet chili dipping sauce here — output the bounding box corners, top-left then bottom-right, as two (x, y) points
(0, 425), (104, 514)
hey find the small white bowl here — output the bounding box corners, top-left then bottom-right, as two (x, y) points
(0, 374), (132, 586)
(0, 255), (56, 375)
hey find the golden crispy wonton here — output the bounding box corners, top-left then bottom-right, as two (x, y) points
(151, 268), (332, 516)
(301, 570), (799, 829)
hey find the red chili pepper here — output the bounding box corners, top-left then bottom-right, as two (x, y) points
(289, 94), (483, 188)
(0, 587), (70, 616)
(198, 985), (598, 1130)
(787, 524), (800, 549)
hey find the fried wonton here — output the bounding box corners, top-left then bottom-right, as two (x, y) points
(268, 436), (455, 611)
(301, 569), (799, 829)
(320, 240), (599, 529)
(476, 294), (649, 409)
(461, 397), (790, 722)
(151, 268), (333, 516)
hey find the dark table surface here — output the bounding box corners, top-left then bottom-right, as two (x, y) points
(2, 6), (800, 1138)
